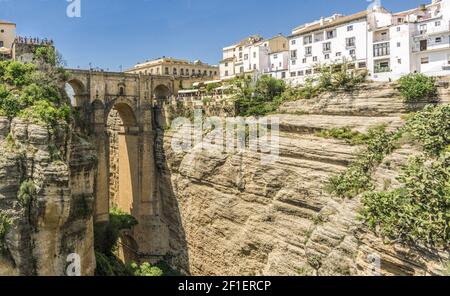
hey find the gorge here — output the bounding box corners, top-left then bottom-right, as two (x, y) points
(0, 61), (449, 276)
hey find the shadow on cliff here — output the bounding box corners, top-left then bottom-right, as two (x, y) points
(153, 107), (190, 275)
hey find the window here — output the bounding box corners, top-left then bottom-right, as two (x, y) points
(323, 42), (331, 52)
(397, 27), (401, 32)
(420, 24), (427, 34)
(292, 60), (296, 65)
(435, 21), (441, 27)
(119, 87), (124, 96)
(244, 54), (248, 60)
(373, 42), (390, 57)
(209, 71), (213, 76)
(302, 58), (307, 63)
(290, 72), (297, 77)
(397, 42), (401, 47)
(398, 58), (402, 64)
(326, 30), (336, 39)
(303, 35), (312, 45)
(173, 68), (177, 75)
(225, 70), (229, 76)
(349, 49), (356, 56)
(324, 54), (330, 60)
(336, 52), (341, 57)
(298, 71), (304, 76)
(240, 66), (244, 73)
(421, 57), (429, 64)
(305, 46), (312, 56)
(0, 41), (3, 47)
(239, 52), (243, 59)
(273, 54), (278, 59)
(448, 54), (450, 65)
(181, 69), (184, 75)
(313, 56), (317, 62)
(281, 72), (286, 79)
(346, 37), (356, 48)
(347, 25), (353, 31)
(420, 40), (428, 51)
(253, 52), (256, 58)
(0, 29), (4, 33)
(305, 69), (312, 75)
(165, 67), (169, 75)
(291, 50), (298, 59)
(253, 64), (256, 70)
(358, 62), (367, 68)
(435, 37), (442, 43)
(291, 39), (296, 45)
(225, 62), (228, 67)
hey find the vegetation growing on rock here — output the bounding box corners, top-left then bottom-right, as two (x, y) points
(327, 104), (450, 248)
(228, 63), (366, 116)
(398, 73), (437, 103)
(0, 212), (11, 255)
(0, 51), (72, 131)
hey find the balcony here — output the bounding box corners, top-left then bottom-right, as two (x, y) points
(373, 35), (390, 43)
(374, 66), (391, 74)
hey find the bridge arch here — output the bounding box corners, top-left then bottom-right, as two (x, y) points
(154, 84), (170, 101)
(66, 78), (87, 107)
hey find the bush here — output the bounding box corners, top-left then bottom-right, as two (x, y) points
(0, 211), (11, 255)
(0, 61), (36, 88)
(34, 46), (57, 66)
(398, 73), (437, 103)
(130, 262), (163, 276)
(18, 100), (72, 128)
(361, 153), (450, 248)
(18, 179), (35, 208)
(404, 104), (449, 157)
(231, 75), (286, 116)
(315, 127), (371, 145)
(327, 126), (401, 198)
(0, 85), (20, 119)
(95, 251), (133, 276)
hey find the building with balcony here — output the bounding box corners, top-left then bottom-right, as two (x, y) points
(127, 57), (219, 79)
(219, 34), (288, 80)
(369, 0), (450, 81)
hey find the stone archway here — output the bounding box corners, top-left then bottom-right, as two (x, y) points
(66, 78), (87, 107)
(106, 101), (140, 219)
(154, 84), (170, 101)
(153, 84), (171, 128)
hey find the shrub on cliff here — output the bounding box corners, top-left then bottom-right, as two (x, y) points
(0, 212), (11, 255)
(130, 262), (163, 276)
(230, 75), (286, 116)
(398, 73), (437, 103)
(361, 153), (450, 248)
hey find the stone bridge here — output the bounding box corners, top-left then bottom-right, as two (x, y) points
(66, 69), (181, 261)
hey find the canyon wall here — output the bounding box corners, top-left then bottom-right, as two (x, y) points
(157, 81), (450, 276)
(0, 117), (96, 276)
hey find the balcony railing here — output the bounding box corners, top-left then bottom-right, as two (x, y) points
(373, 36), (390, 43)
(374, 66), (391, 73)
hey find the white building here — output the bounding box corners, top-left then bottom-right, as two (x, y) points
(370, 0), (450, 81)
(219, 34), (288, 80)
(287, 0), (450, 84)
(287, 10), (379, 85)
(267, 50), (289, 79)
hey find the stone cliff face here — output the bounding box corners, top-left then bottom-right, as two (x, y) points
(0, 117), (96, 276)
(157, 81), (449, 276)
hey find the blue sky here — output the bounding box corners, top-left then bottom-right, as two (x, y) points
(1, 0), (426, 71)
